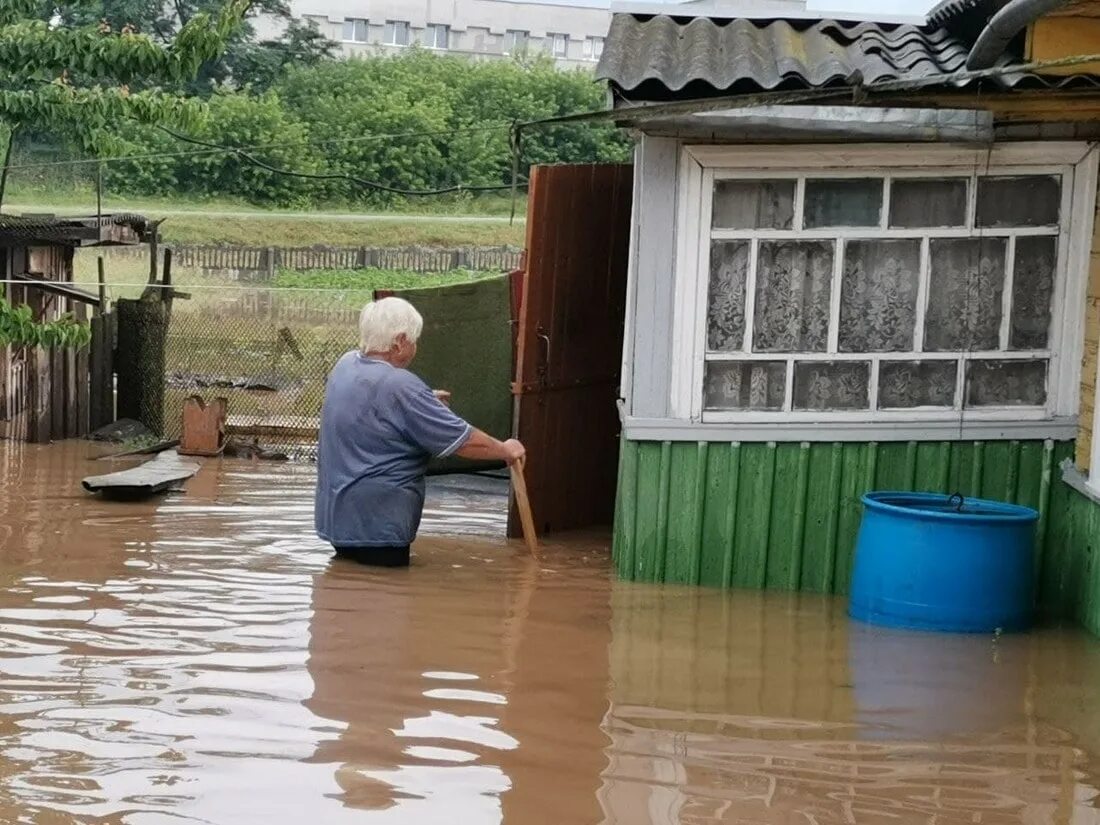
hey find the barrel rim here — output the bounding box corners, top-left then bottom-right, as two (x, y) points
(861, 491), (1039, 524)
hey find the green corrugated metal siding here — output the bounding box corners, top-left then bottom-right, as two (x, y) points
(1051, 483), (1100, 633)
(614, 439), (1076, 608)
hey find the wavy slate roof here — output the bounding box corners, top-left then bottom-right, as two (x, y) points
(596, 13), (1100, 98)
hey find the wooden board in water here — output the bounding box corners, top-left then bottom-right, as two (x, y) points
(82, 450), (200, 500)
(225, 414), (319, 440)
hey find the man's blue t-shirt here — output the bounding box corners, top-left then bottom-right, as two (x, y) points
(314, 352), (472, 547)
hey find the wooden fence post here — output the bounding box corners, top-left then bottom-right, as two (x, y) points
(27, 347), (51, 443)
(50, 346), (64, 440)
(89, 312), (115, 430)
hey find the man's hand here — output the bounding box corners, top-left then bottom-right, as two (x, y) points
(433, 390), (452, 407)
(502, 439), (525, 466)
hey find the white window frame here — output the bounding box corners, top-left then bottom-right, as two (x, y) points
(384, 20), (410, 46)
(342, 17), (368, 43)
(504, 29), (529, 54)
(548, 32), (568, 57)
(423, 23), (449, 49)
(669, 142), (1099, 441)
(1090, 342), (1100, 495)
(583, 36), (604, 61)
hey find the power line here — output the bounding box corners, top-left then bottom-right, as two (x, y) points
(0, 122), (517, 173)
(157, 125), (527, 196)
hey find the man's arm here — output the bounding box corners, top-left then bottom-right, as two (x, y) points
(455, 429), (525, 465)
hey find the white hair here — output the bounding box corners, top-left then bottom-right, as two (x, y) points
(359, 297), (424, 354)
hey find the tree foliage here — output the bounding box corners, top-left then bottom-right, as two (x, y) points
(100, 50), (632, 207)
(0, 0), (248, 151)
(50, 0), (338, 93)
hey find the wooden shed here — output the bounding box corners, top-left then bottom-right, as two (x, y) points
(554, 0), (1100, 633)
(0, 213), (150, 442)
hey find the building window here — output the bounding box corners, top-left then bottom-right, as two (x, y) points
(583, 36), (604, 60)
(342, 17), (368, 43)
(547, 33), (568, 57)
(469, 26), (490, 50)
(423, 23), (450, 49)
(672, 144), (1096, 436)
(504, 29), (529, 53)
(384, 20), (410, 46)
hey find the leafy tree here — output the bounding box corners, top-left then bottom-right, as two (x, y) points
(50, 0), (337, 93)
(24, 48), (632, 208)
(105, 90), (325, 205)
(0, 0), (247, 149)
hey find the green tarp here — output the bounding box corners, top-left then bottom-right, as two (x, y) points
(382, 275), (513, 473)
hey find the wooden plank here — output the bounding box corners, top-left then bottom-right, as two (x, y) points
(10, 272), (100, 305)
(509, 163), (633, 538)
(75, 305), (89, 436)
(50, 346), (64, 440)
(1026, 17), (1100, 75)
(89, 313), (112, 430)
(225, 414), (318, 440)
(96, 439), (180, 460)
(631, 137), (678, 418)
(64, 345), (77, 438)
(82, 450), (199, 500)
(0, 345), (8, 421)
(27, 347), (50, 443)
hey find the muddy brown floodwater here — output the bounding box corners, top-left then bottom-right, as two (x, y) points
(3, 443), (1100, 824)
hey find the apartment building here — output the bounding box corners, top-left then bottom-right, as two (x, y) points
(262, 0), (612, 68)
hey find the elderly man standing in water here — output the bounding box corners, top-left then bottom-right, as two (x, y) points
(315, 296), (525, 567)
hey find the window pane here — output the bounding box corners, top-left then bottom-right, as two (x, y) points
(712, 180), (794, 230)
(707, 241), (749, 352)
(704, 361), (786, 410)
(976, 176), (1061, 227)
(839, 239), (920, 352)
(889, 178), (967, 228)
(878, 360), (957, 408)
(343, 18), (367, 41)
(753, 241), (834, 353)
(793, 361), (870, 410)
(1010, 236), (1057, 350)
(965, 359), (1047, 406)
(804, 178), (882, 228)
(924, 238), (1007, 351)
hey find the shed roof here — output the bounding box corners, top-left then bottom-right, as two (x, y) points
(596, 13), (1100, 100)
(0, 213), (151, 246)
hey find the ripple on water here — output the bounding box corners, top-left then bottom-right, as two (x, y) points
(1, 444), (1100, 825)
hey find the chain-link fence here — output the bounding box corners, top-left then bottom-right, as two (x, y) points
(75, 248), (514, 461)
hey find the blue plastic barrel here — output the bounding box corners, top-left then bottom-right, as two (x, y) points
(849, 492), (1038, 633)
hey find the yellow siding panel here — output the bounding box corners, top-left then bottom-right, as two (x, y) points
(1027, 18), (1100, 74)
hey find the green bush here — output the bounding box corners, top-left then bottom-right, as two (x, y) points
(94, 51), (631, 208)
(0, 300), (92, 349)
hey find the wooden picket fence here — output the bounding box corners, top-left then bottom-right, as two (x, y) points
(99, 244), (522, 279)
(0, 344), (91, 442)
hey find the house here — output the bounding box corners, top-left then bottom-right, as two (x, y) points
(0, 214), (150, 442)
(256, 0), (613, 68)
(592, 0), (1100, 631)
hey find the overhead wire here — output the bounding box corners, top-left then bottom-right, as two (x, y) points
(155, 125), (527, 196)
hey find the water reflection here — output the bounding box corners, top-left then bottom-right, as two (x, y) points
(601, 584), (1100, 824)
(0, 443), (1099, 824)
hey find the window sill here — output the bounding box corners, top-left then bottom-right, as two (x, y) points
(619, 414), (1078, 443)
(1060, 460), (1100, 506)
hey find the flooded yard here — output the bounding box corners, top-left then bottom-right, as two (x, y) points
(2, 443), (1100, 823)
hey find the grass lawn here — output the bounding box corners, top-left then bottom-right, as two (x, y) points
(157, 214), (525, 247)
(7, 188), (528, 248)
